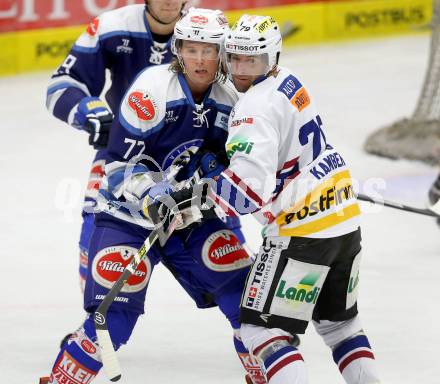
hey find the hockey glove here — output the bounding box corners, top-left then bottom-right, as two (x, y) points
(73, 97), (113, 149)
(147, 180), (217, 231)
(141, 181), (174, 218)
(180, 150), (227, 183)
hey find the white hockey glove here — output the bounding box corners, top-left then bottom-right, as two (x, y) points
(73, 97), (113, 149)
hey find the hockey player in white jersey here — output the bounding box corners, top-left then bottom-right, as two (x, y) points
(40, 8), (267, 384)
(156, 14), (382, 384)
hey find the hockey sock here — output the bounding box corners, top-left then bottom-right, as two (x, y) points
(234, 336), (267, 384)
(332, 334), (380, 384)
(47, 310), (139, 384)
(48, 330), (101, 384)
(260, 345), (307, 384)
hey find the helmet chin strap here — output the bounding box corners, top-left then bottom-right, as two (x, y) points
(145, 1), (184, 26)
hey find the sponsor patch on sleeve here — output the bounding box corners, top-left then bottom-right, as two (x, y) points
(226, 135), (254, 159)
(277, 75), (311, 112)
(127, 90), (158, 122)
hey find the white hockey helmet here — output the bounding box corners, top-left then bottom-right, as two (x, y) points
(224, 14), (282, 76)
(172, 8), (230, 81)
(172, 7), (229, 49)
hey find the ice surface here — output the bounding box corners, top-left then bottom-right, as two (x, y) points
(1, 34), (439, 383)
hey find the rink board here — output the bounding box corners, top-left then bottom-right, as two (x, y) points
(0, 0), (432, 76)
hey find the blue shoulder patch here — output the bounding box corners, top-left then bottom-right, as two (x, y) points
(277, 75), (303, 100)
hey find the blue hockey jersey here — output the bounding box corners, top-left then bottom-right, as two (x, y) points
(45, 4), (175, 211)
(46, 4), (174, 123)
(96, 63), (239, 229)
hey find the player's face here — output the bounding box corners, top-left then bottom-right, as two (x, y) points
(180, 41), (219, 87)
(228, 54), (268, 92)
(147, 0), (183, 24)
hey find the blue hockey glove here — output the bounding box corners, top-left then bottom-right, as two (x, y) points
(73, 97), (113, 149)
(198, 152), (225, 178)
(183, 151), (226, 181)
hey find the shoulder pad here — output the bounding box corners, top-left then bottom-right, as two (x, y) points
(276, 68), (311, 112)
(119, 65), (175, 137)
(75, 5), (146, 49)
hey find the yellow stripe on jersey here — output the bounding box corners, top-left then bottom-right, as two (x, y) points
(276, 169), (354, 226)
(279, 202), (361, 237)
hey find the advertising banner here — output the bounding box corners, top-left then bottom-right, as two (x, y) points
(0, 0), (433, 76)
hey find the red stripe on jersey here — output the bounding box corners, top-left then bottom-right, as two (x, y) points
(339, 350), (375, 373)
(212, 193), (238, 217)
(253, 336), (292, 356)
(223, 169), (263, 207)
(277, 157), (299, 175)
(266, 353), (304, 381)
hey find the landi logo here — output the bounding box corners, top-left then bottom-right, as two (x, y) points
(348, 270), (359, 293)
(226, 136), (254, 159)
(275, 272), (321, 304)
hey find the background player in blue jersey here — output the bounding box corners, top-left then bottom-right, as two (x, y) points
(46, 0), (188, 292)
(40, 8), (266, 384)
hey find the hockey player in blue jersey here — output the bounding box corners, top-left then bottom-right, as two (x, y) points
(40, 8), (266, 384)
(46, 0), (188, 292)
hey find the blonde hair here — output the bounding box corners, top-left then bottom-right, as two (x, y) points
(168, 46), (228, 84)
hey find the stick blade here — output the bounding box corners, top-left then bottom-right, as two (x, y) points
(96, 329), (122, 381)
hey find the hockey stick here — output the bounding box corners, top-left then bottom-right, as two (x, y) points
(94, 214), (180, 382)
(94, 155), (196, 381)
(357, 193), (440, 218)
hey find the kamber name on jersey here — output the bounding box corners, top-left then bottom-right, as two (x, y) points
(309, 150), (347, 180)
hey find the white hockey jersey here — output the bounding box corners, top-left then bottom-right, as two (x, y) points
(211, 66), (361, 238)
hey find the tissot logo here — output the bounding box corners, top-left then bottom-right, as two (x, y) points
(225, 43), (258, 52)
